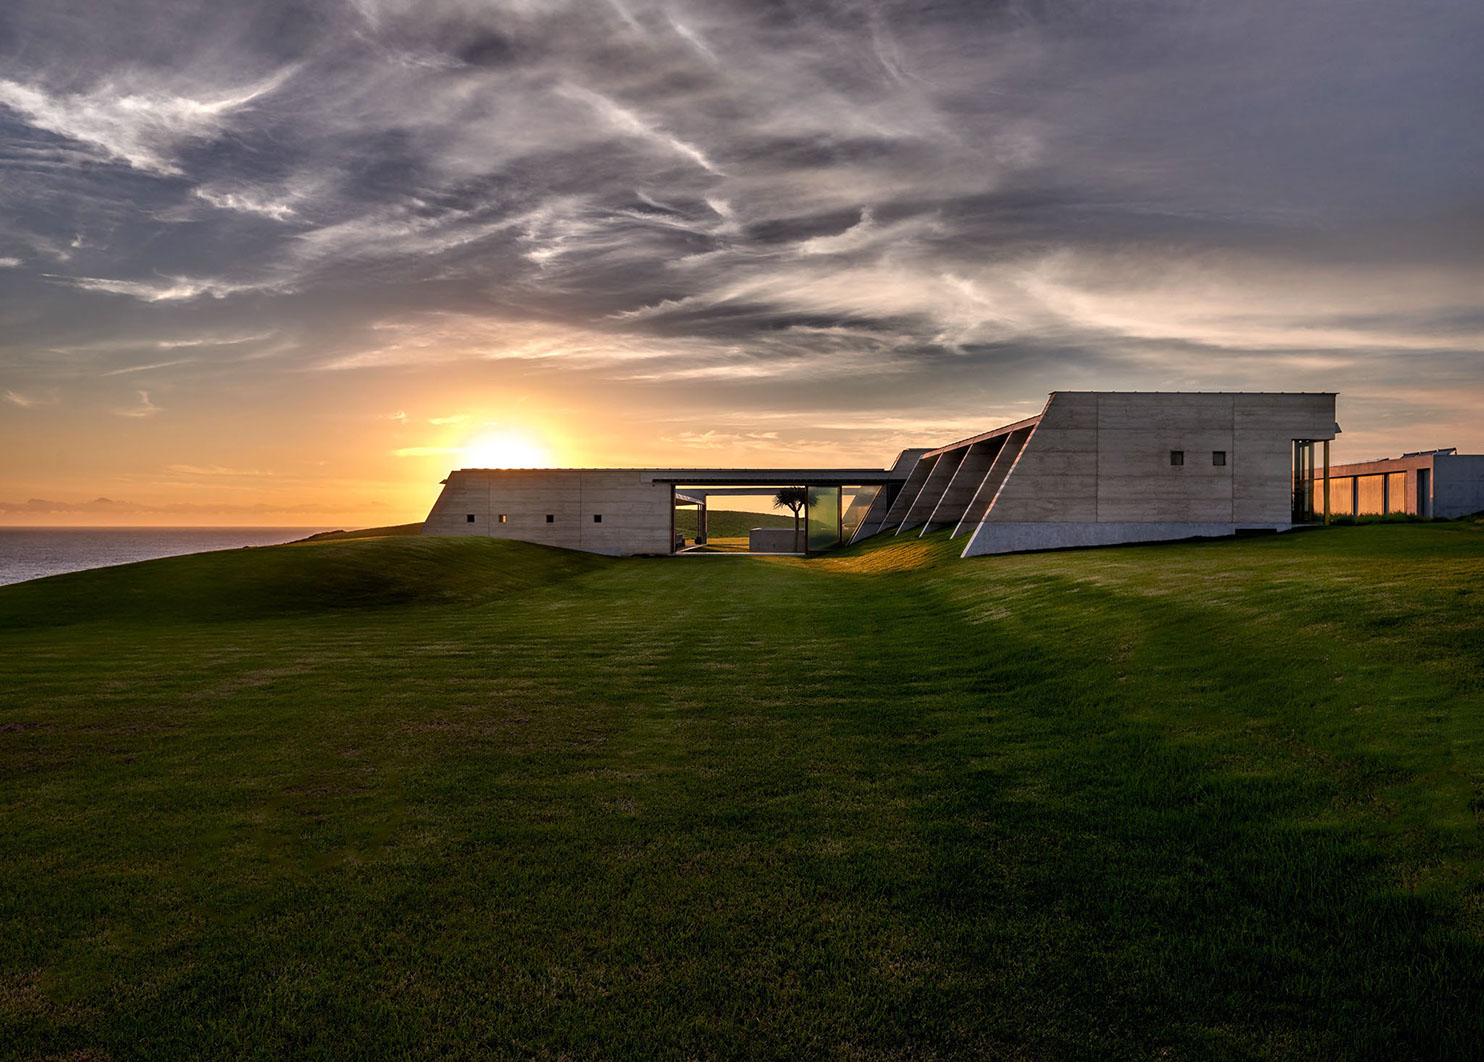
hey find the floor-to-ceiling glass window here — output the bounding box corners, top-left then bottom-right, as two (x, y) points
(840, 485), (881, 543)
(1294, 441), (1317, 523)
(806, 486), (842, 552)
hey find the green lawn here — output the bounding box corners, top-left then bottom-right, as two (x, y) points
(674, 506), (795, 539)
(3, 523), (1483, 1060)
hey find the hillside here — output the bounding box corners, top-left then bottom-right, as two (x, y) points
(673, 506), (794, 538)
(291, 522), (424, 542)
(3, 523), (1484, 1059)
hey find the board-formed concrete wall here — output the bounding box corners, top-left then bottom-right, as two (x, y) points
(422, 469), (673, 555)
(945, 392), (1336, 556)
(1435, 455), (1484, 518)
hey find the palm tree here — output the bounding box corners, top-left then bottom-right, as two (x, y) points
(773, 486), (811, 552)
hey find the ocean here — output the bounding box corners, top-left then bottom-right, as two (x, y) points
(0, 527), (333, 587)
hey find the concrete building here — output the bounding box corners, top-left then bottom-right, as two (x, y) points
(423, 391), (1345, 557)
(1314, 448), (1484, 519)
(864, 391), (1340, 556)
(423, 466), (904, 556)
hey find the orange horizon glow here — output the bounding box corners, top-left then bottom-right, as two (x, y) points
(5, 381), (1484, 529)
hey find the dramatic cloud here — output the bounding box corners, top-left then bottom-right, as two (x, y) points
(0, 0), (1480, 520)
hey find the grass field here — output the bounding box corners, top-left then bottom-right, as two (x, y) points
(3, 523), (1484, 1059)
(674, 507), (795, 539)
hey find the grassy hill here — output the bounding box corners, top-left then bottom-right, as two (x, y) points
(290, 522), (424, 542)
(673, 506), (794, 538)
(3, 523), (1484, 1058)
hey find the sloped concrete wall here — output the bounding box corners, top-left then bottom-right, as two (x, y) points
(963, 392), (1336, 556)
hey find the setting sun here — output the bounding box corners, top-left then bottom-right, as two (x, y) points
(460, 431), (553, 469)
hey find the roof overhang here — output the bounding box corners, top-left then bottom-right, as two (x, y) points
(642, 469), (893, 486)
(922, 416), (1041, 458)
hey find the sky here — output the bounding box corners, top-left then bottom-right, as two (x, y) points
(1, 0), (1481, 525)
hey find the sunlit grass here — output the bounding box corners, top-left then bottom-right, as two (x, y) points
(2, 523), (1483, 1059)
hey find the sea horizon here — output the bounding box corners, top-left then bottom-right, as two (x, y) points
(0, 526), (340, 587)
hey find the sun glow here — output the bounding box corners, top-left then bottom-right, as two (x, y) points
(461, 430), (553, 469)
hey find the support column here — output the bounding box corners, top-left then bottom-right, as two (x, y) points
(1323, 440), (1330, 525)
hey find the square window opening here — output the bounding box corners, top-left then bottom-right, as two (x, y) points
(466, 514), (476, 523)
(545, 514), (554, 523)
(1170, 450), (1184, 466)
(498, 514), (507, 523)
(1213, 451), (1227, 466)
(593, 514), (602, 523)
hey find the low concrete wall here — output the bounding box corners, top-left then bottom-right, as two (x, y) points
(749, 527), (802, 552)
(962, 520), (1293, 557)
(422, 469), (674, 555)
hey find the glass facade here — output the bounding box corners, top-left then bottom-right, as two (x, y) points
(1387, 473), (1408, 513)
(1356, 474), (1386, 514)
(840, 486), (881, 542)
(1323, 476), (1354, 516)
(806, 486), (842, 552)
(1314, 472), (1413, 517)
(1294, 441), (1317, 522)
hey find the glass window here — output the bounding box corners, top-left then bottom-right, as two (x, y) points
(1387, 473), (1407, 513)
(545, 514), (554, 523)
(498, 514), (507, 523)
(593, 514), (602, 523)
(466, 514), (476, 522)
(1212, 451), (1226, 466)
(1325, 477), (1355, 516)
(1357, 475), (1385, 515)
(806, 486), (842, 552)
(1170, 450), (1184, 466)
(841, 485), (881, 542)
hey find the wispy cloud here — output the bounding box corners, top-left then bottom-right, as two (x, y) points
(114, 390), (163, 418)
(556, 83), (720, 175)
(60, 274), (271, 302)
(191, 185), (300, 221)
(164, 464), (272, 476)
(0, 67), (295, 175)
(4, 389), (56, 408)
(101, 358), (196, 376)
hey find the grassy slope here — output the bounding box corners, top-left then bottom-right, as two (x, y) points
(291, 523), (424, 542)
(2, 525), (1484, 1059)
(674, 507), (794, 538)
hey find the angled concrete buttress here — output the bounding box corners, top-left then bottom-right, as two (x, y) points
(923, 436), (1004, 534)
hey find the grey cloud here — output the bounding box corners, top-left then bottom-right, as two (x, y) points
(0, 0), (1480, 450)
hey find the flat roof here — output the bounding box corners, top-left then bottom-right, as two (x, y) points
(642, 469), (894, 485)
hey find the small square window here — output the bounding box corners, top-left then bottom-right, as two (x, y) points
(545, 514), (554, 523)
(593, 514), (602, 523)
(498, 514), (507, 523)
(466, 513), (476, 523)
(1170, 450), (1184, 466)
(1213, 451), (1227, 466)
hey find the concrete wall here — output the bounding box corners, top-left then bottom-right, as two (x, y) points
(978, 392), (1333, 525)
(422, 469), (673, 555)
(749, 527), (802, 552)
(1435, 455), (1484, 517)
(960, 392), (1336, 556)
